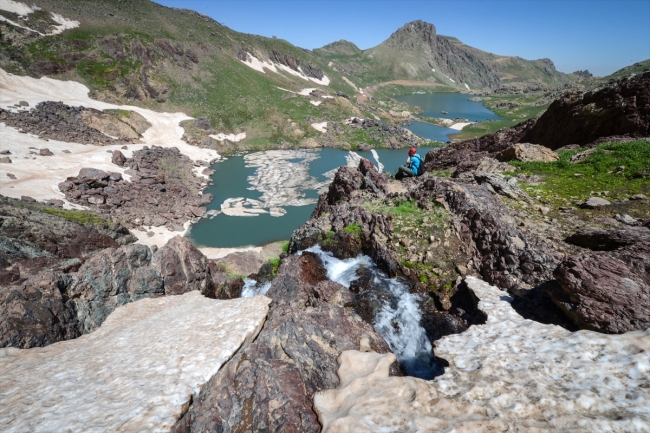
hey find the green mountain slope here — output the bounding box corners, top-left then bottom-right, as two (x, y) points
(315, 20), (579, 91)
(0, 0), (363, 149)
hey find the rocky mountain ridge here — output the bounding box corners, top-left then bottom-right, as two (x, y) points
(316, 20), (582, 90)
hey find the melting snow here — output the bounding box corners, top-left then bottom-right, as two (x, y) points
(241, 52), (330, 85)
(314, 276), (650, 432)
(0, 1), (79, 35)
(311, 121), (328, 133)
(210, 132), (247, 142)
(0, 292), (271, 433)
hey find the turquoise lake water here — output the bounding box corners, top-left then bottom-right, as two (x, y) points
(187, 92), (501, 248)
(395, 92), (503, 122)
(187, 147), (440, 248)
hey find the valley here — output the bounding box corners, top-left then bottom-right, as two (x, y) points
(0, 0), (649, 432)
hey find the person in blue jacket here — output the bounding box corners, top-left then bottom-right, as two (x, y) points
(394, 147), (422, 180)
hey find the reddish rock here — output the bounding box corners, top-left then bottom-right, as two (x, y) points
(111, 150), (127, 166)
(172, 254), (392, 433)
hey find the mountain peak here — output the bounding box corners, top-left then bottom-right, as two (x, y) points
(384, 20), (437, 50)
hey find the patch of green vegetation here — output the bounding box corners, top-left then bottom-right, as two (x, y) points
(342, 222), (362, 237)
(512, 140), (650, 206)
(281, 241), (290, 253)
(429, 168), (453, 178)
(267, 257), (281, 277)
(401, 260), (415, 269)
(419, 274), (429, 284)
(44, 208), (115, 227)
(321, 230), (336, 246)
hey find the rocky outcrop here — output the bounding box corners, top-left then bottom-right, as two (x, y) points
(0, 102), (142, 145)
(291, 160), (566, 344)
(549, 226), (650, 333)
(424, 71), (650, 173)
(0, 221), (215, 348)
(61, 146), (213, 230)
(522, 71), (650, 148)
(172, 253), (393, 433)
(269, 49), (325, 80)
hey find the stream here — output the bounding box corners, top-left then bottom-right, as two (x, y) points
(243, 245), (442, 380)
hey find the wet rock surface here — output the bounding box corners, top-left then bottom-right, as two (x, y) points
(0, 102), (143, 146)
(61, 145), (213, 230)
(172, 253), (393, 433)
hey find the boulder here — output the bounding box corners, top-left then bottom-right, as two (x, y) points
(112, 150), (127, 166)
(495, 143), (559, 163)
(551, 252), (650, 333)
(0, 157), (11, 163)
(39, 148), (54, 156)
(78, 168), (109, 181)
(151, 236), (214, 297)
(581, 197), (611, 208)
(474, 172), (531, 201)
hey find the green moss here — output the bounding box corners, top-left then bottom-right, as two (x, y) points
(401, 260), (415, 269)
(43, 208), (114, 227)
(267, 257), (281, 277)
(419, 274), (429, 284)
(343, 222), (362, 237)
(281, 241), (290, 254)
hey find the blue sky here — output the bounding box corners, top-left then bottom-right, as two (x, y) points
(155, 0), (650, 76)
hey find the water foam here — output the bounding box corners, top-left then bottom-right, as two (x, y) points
(241, 279), (272, 298)
(304, 246), (440, 379)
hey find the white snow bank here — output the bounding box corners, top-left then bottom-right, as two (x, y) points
(0, 0), (39, 16)
(0, 1), (79, 36)
(310, 100), (322, 106)
(0, 68), (219, 246)
(210, 132), (246, 142)
(314, 276), (650, 432)
(449, 122), (472, 130)
(464, 83), (470, 90)
(0, 292), (271, 433)
(311, 121), (328, 133)
(240, 52), (330, 86)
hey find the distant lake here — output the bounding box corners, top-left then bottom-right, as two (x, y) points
(187, 146), (442, 248)
(395, 92), (503, 122)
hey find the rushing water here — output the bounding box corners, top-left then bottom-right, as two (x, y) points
(302, 246), (442, 380)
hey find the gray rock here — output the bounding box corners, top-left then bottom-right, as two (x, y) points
(474, 172), (531, 202)
(615, 214), (637, 225)
(39, 148), (54, 156)
(630, 194), (648, 200)
(581, 197), (611, 208)
(0, 157), (11, 164)
(78, 168), (109, 180)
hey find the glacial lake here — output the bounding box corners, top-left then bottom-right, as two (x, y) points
(186, 147), (442, 248)
(395, 92), (503, 142)
(187, 93), (503, 249)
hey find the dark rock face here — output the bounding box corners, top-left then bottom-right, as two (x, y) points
(522, 71), (650, 148)
(424, 72), (650, 175)
(0, 102), (139, 146)
(550, 226), (650, 333)
(269, 49), (324, 80)
(0, 197), (227, 348)
(172, 253), (392, 433)
(62, 146), (213, 230)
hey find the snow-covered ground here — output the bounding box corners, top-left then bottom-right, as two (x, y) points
(0, 68), (219, 246)
(0, 0), (79, 36)
(0, 292), (271, 433)
(241, 52), (330, 86)
(314, 276), (650, 432)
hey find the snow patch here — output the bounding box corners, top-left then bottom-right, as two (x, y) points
(314, 276), (650, 432)
(240, 52), (330, 85)
(49, 12), (80, 35)
(311, 122), (328, 133)
(464, 83), (470, 90)
(310, 100), (322, 106)
(0, 0), (40, 16)
(210, 132), (246, 142)
(449, 122), (472, 130)
(0, 292), (271, 433)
